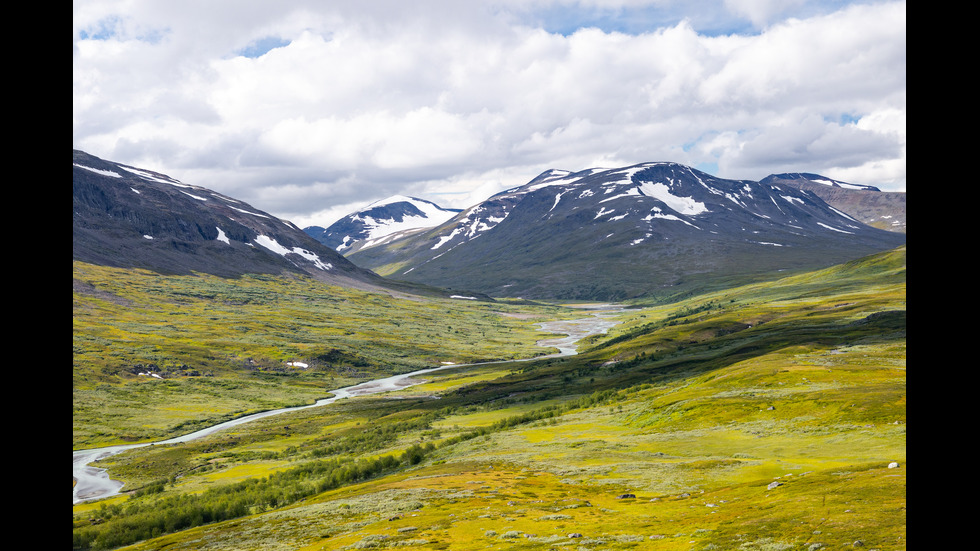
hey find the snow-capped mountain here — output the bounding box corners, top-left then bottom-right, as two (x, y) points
(348, 162), (907, 300)
(760, 173), (906, 233)
(73, 150), (412, 292)
(304, 196), (462, 254)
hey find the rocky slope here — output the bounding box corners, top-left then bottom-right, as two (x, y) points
(72, 150), (463, 296)
(761, 173), (906, 233)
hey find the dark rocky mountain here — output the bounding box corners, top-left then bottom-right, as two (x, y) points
(72, 150), (469, 297)
(304, 196), (461, 254)
(760, 173), (906, 233)
(348, 162), (907, 301)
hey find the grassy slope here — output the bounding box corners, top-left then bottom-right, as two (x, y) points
(73, 247), (905, 550)
(73, 261), (574, 449)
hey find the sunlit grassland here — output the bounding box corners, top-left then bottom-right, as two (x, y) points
(454, 341), (904, 495)
(111, 461), (904, 551)
(73, 261), (574, 448)
(73, 247), (904, 550)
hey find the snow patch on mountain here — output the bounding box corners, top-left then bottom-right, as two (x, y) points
(817, 222), (854, 234)
(604, 165), (650, 186)
(550, 192), (564, 212)
(216, 227), (230, 244)
(599, 188), (641, 203)
(361, 197), (458, 238)
(431, 230), (461, 250)
(232, 206), (269, 219)
(329, 195), (462, 252)
(643, 208), (701, 228)
(637, 182), (708, 215)
(811, 178), (871, 190)
(424, 199), (513, 253)
(527, 170), (579, 191)
(630, 233), (653, 246)
(120, 166), (185, 186)
(182, 191), (208, 201)
(827, 205), (858, 221)
(255, 235), (333, 270)
(75, 164), (121, 178)
(595, 207), (616, 219)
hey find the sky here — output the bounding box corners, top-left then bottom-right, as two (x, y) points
(73, 0), (906, 228)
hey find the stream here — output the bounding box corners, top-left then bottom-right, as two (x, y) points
(72, 304), (624, 505)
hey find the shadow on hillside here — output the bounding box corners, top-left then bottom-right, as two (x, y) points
(427, 309), (906, 410)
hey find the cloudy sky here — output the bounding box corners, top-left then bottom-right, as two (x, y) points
(73, 0), (906, 228)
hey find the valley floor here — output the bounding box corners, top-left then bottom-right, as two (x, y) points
(72, 248), (906, 551)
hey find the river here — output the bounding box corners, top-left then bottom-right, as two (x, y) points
(72, 304), (624, 505)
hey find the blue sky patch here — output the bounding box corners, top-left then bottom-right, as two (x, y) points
(238, 36), (291, 58)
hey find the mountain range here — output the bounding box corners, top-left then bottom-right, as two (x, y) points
(75, 150), (905, 301)
(344, 163), (906, 300)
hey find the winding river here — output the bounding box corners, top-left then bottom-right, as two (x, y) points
(72, 305), (623, 505)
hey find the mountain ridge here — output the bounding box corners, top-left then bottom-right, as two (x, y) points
(72, 150), (485, 299)
(761, 173), (906, 233)
(74, 151), (905, 302)
(348, 162), (906, 300)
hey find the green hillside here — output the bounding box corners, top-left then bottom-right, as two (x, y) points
(73, 247), (905, 550)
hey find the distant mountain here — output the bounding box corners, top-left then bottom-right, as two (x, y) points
(348, 162), (907, 300)
(761, 172), (881, 191)
(72, 150), (473, 297)
(304, 196), (461, 254)
(760, 173), (906, 233)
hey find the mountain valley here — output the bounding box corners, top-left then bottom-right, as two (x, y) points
(72, 151), (905, 551)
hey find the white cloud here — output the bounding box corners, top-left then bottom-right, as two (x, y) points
(73, 1), (906, 227)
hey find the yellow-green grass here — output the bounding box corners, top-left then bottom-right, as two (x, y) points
(111, 460), (904, 551)
(86, 331), (904, 549)
(73, 248), (904, 550)
(460, 345), (904, 494)
(431, 399), (567, 431)
(74, 261), (571, 448)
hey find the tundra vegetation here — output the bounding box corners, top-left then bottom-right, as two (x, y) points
(72, 247), (906, 550)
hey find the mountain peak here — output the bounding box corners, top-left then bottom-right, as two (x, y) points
(305, 195), (462, 253)
(73, 150), (380, 286)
